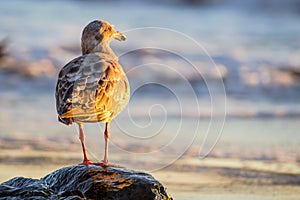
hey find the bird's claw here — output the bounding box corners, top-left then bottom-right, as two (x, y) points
(79, 159), (93, 166)
(92, 161), (124, 168)
(79, 160), (124, 168)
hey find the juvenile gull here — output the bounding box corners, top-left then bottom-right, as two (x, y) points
(55, 20), (130, 166)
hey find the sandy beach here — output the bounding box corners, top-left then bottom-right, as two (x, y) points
(0, 159), (299, 199)
(0, 137), (299, 199)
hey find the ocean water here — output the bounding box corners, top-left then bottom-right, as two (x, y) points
(0, 0), (299, 170)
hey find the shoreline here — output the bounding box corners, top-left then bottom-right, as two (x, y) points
(1, 147), (299, 183)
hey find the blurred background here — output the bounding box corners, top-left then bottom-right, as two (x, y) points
(0, 0), (300, 198)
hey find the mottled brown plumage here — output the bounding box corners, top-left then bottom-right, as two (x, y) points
(55, 20), (129, 166)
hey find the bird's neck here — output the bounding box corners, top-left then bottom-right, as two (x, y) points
(93, 43), (115, 55)
(82, 42), (116, 57)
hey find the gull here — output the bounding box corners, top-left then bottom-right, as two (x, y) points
(55, 20), (130, 166)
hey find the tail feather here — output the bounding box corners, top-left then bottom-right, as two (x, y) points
(58, 116), (73, 125)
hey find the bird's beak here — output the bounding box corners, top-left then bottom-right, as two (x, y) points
(114, 31), (126, 41)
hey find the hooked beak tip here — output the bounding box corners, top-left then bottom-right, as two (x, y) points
(114, 32), (126, 41)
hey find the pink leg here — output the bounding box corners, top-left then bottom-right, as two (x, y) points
(94, 122), (123, 168)
(78, 123), (91, 165)
(103, 122), (110, 165)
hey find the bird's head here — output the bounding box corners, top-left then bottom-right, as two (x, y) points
(81, 20), (126, 55)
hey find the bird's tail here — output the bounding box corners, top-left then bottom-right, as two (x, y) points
(58, 116), (73, 126)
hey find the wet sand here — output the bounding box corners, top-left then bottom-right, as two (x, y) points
(0, 162), (299, 200)
(0, 146), (299, 200)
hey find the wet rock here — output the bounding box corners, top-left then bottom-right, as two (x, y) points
(0, 165), (172, 200)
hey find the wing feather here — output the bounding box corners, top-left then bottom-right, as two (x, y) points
(56, 52), (129, 125)
(55, 53), (111, 124)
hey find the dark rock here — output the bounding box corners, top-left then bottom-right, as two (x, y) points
(0, 165), (172, 200)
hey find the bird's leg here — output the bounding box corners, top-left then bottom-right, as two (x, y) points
(95, 122), (123, 168)
(103, 122), (110, 165)
(78, 123), (91, 165)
